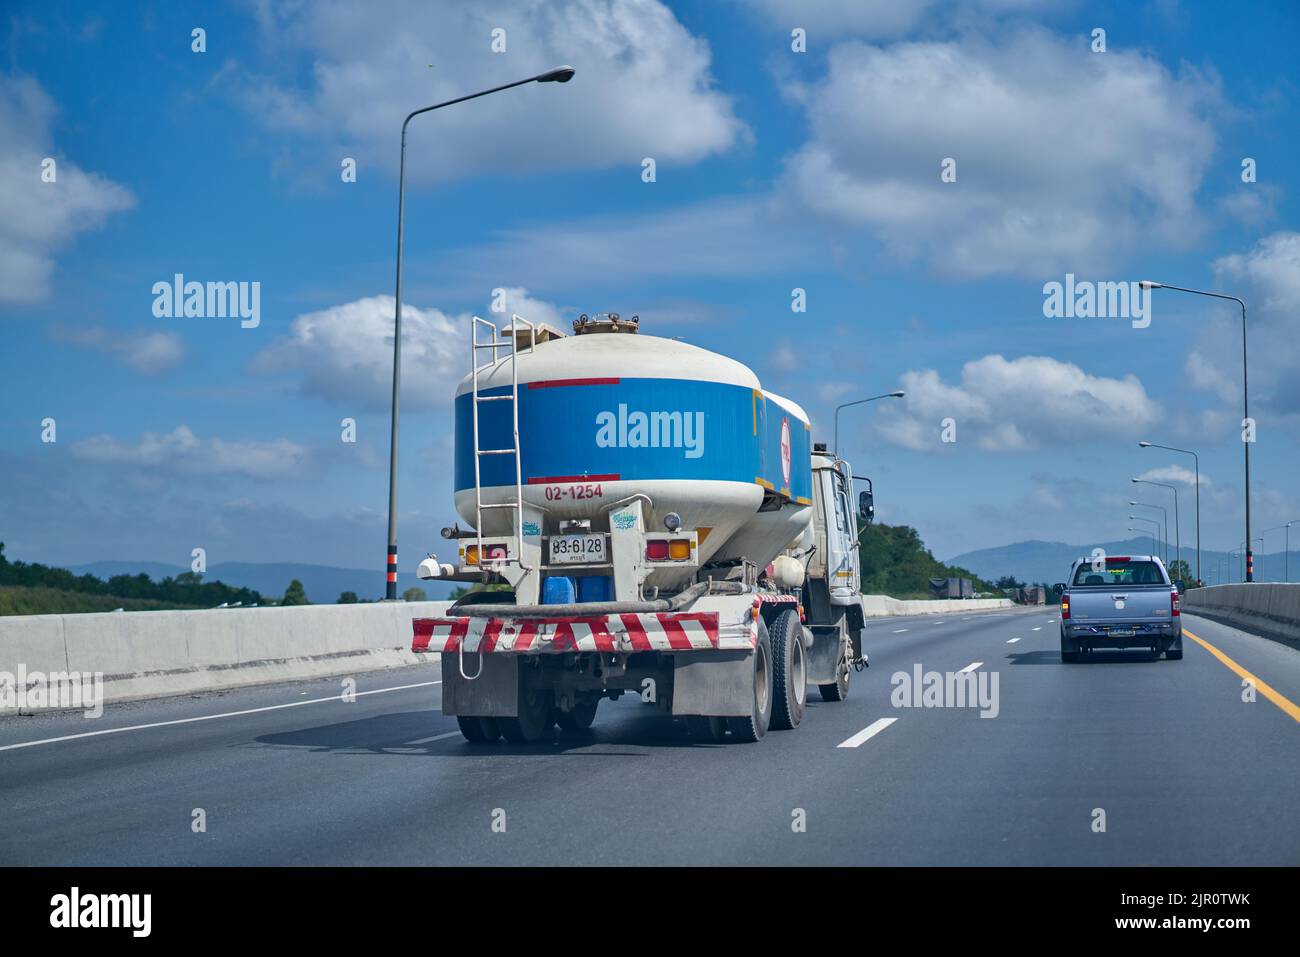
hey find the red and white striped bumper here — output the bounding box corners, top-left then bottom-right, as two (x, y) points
(412, 611), (755, 655)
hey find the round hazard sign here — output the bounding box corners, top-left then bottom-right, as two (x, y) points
(780, 417), (792, 488)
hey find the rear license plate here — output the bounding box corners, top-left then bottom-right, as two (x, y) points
(1107, 628), (1136, 638)
(549, 534), (607, 565)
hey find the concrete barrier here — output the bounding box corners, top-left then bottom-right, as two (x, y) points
(1, 593), (1016, 715)
(859, 596), (1014, 618)
(1181, 583), (1300, 644)
(0, 601), (451, 714)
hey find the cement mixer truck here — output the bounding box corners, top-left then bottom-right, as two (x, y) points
(412, 313), (873, 743)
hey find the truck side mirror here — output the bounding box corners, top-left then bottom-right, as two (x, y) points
(857, 490), (874, 525)
(1052, 583), (1066, 594)
(1173, 580), (1185, 593)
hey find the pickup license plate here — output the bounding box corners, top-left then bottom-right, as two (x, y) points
(549, 534), (607, 565)
(1106, 628), (1136, 638)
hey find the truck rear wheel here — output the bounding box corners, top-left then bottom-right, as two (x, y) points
(456, 715), (500, 743)
(687, 715), (728, 742)
(498, 677), (553, 743)
(769, 609), (806, 730)
(556, 697), (599, 732)
(818, 636), (850, 702)
(728, 621), (773, 742)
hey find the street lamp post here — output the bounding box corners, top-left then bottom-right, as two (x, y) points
(1140, 282), (1252, 581)
(383, 66), (575, 600)
(833, 391), (905, 456)
(1128, 522), (1158, 557)
(1129, 500), (1168, 565)
(1139, 441), (1200, 584)
(1133, 478), (1180, 579)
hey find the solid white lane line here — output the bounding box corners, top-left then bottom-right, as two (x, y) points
(408, 730), (462, 745)
(958, 661), (983, 673)
(837, 717), (898, 748)
(0, 680), (443, 753)
(1006, 637), (1021, 644)
(892, 628), (909, 633)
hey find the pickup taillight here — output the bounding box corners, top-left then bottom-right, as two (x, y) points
(1171, 589), (1180, 617)
(1060, 595), (1070, 620)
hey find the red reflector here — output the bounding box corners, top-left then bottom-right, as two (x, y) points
(646, 540), (669, 561)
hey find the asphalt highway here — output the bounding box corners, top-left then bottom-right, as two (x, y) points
(2, 608), (1297, 865)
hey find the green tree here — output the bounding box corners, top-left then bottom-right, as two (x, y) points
(1167, 559), (1194, 587)
(282, 579), (309, 606)
(337, 591), (359, 604)
(402, 586), (428, 602)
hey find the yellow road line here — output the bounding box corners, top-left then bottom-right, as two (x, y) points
(1183, 628), (1300, 724)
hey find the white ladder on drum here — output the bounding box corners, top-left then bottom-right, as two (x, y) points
(470, 314), (536, 573)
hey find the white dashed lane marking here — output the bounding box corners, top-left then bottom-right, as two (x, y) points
(837, 717), (898, 749)
(958, 661), (983, 673)
(1006, 637), (1021, 644)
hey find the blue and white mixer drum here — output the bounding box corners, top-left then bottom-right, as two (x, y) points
(453, 320), (813, 573)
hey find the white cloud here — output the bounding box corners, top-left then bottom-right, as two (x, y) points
(745, 0), (1067, 40)
(72, 426), (310, 481)
(435, 196), (821, 292)
(769, 338), (800, 374)
(1184, 350), (1236, 405)
(1214, 231), (1300, 315)
(250, 288), (565, 409)
(1184, 231), (1300, 420)
(780, 30), (1219, 277)
(1136, 464), (1206, 488)
(0, 73), (135, 303)
(239, 0), (747, 184)
(874, 354), (1158, 451)
(52, 325), (185, 375)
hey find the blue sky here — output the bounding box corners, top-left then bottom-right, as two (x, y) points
(2, 0), (1298, 581)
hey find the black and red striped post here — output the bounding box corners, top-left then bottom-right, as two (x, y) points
(386, 545), (398, 600)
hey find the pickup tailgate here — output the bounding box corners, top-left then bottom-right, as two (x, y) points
(1069, 586), (1171, 623)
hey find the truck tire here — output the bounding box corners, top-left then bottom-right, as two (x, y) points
(728, 621), (773, 742)
(556, 697), (599, 732)
(818, 635), (850, 702)
(687, 715), (728, 742)
(457, 715), (500, 743)
(498, 680), (553, 743)
(769, 609), (806, 730)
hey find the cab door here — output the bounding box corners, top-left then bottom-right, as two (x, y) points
(821, 460), (860, 603)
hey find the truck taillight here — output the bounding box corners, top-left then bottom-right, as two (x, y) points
(464, 543), (508, 565)
(645, 539), (692, 561)
(1171, 589), (1180, 617)
(1060, 595), (1070, 620)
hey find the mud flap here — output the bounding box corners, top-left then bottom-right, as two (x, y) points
(440, 654), (521, 717)
(671, 651), (754, 717)
(806, 625), (844, 685)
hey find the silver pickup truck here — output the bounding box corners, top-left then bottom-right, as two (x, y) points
(1055, 555), (1182, 662)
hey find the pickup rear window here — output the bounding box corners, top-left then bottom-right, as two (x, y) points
(1072, 560), (1166, 587)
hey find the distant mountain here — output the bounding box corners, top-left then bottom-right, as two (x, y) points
(946, 538), (1298, 586)
(64, 561), (456, 603)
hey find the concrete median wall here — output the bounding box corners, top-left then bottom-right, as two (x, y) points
(1181, 583), (1300, 643)
(0, 601), (451, 714)
(1, 593), (1016, 714)
(859, 596), (1014, 617)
